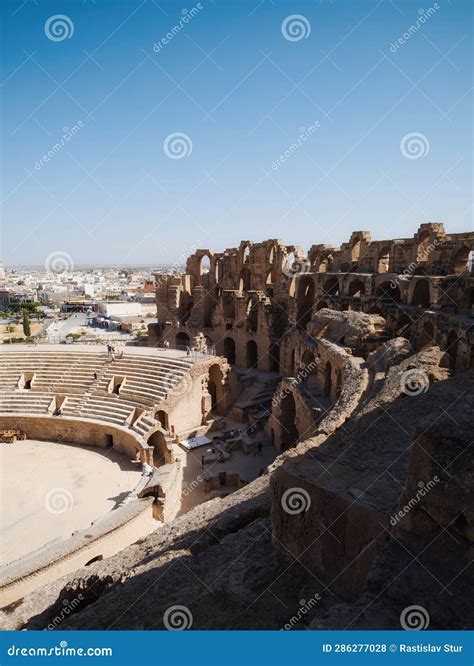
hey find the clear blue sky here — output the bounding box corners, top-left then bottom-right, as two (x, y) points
(1, 0), (472, 266)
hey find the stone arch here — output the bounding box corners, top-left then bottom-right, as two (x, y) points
(395, 313), (412, 338)
(453, 246), (470, 276)
(223, 294), (235, 319)
(246, 340), (258, 368)
(155, 410), (169, 430)
(246, 297), (258, 332)
(347, 278), (365, 299)
(208, 363), (225, 413)
(239, 267), (251, 292)
(376, 281), (401, 303)
(147, 429), (169, 466)
(324, 276), (339, 296)
(280, 392), (299, 451)
(351, 238), (361, 263)
(199, 254), (211, 275)
(269, 343), (280, 373)
(296, 276), (315, 329)
(223, 337), (236, 364)
(446, 330), (459, 373)
(412, 279), (431, 307)
(377, 246), (391, 273)
(318, 253), (333, 273)
(176, 331), (190, 349)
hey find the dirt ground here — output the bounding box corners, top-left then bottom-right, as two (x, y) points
(0, 439), (142, 566)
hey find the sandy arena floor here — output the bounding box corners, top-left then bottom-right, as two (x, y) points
(0, 439), (142, 566)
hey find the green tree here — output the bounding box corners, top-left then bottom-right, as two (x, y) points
(22, 310), (31, 337)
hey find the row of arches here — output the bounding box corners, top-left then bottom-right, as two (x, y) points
(222, 337), (280, 371)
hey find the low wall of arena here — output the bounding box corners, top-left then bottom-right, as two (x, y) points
(0, 415), (153, 464)
(0, 498), (155, 607)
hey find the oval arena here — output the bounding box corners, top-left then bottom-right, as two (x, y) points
(1, 223), (473, 630)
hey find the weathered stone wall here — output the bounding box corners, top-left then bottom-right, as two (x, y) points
(154, 223), (474, 374)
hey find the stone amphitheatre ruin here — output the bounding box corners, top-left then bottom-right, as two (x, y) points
(1, 222), (473, 631)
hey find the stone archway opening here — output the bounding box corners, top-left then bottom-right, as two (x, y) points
(376, 281), (401, 303)
(246, 340), (258, 369)
(239, 267), (251, 292)
(377, 246), (391, 273)
(412, 279), (431, 308)
(348, 279), (365, 299)
(223, 337), (236, 364)
(200, 254), (211, 275)
(155, 410), (169, 430)
(296, 276), (315, 329)
(208, 363), (225, 413)
(324, 276), (339, 296)
(269, 343), (280, 373)
(176, 331), (190, 349)
(148, 430), (169, 466)
(453, 246), (470, 276)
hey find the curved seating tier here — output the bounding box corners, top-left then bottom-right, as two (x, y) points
(0, 348), (195, 432)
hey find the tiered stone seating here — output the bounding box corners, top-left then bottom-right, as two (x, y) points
(0, 351), (105, 394)
(0, 392), (52, 414)
(98, 356), (193, 405)
(0, 348), (195, 431)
